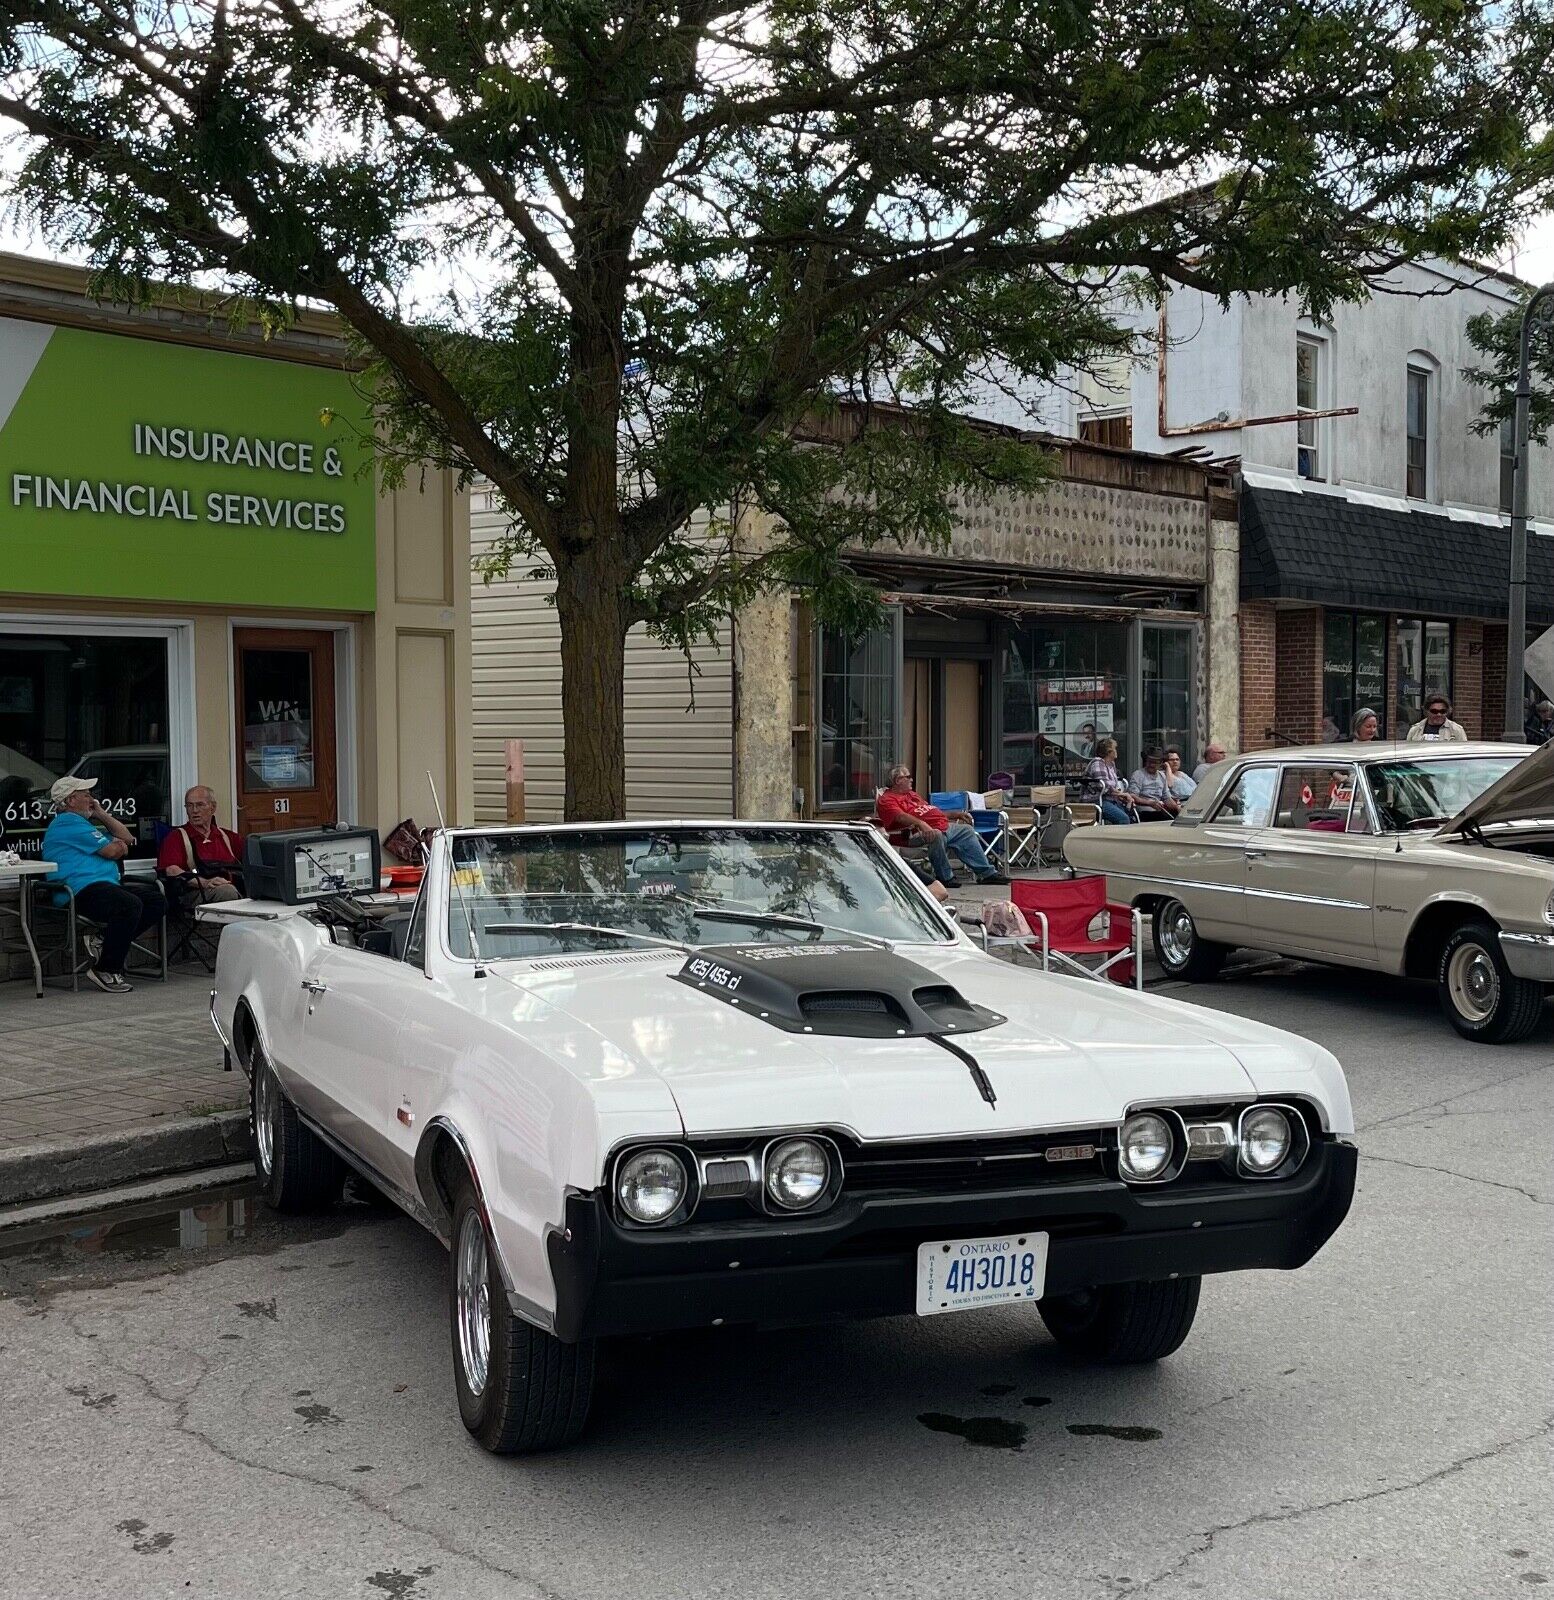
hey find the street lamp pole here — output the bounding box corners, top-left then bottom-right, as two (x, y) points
(1503, 282), (1554, 743)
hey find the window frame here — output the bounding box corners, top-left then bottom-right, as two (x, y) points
(1322, 610), (1388, 740)
(1499, 411), (1516, 515)
(1405, 360), (1436, 501)
(1269, 761), (1377, 836)
(1393, 615), (1453, 736)
(1296, 332), (1326, 481)
(814, 607), (903, 811)
(1207, 763), (1279, 830)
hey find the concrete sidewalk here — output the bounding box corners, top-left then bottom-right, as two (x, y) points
(0, 968), (250, 1208)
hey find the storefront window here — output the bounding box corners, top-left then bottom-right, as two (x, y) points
(1322, 612), (1386, 740)
(1001, 622), (1129, 786)
(1141, 624), (1194, 762)
(1394, 617), (1451, 734)
(818, 617), (898, 806)
(0, 631), (172, 860)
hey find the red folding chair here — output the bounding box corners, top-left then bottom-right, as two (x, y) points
(980, 877), (1142, 989)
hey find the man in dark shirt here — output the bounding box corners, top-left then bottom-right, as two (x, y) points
(876, 766), (1009, 888)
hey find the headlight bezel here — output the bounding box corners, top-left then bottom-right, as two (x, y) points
(1234, 1102), (1311, 1180)
(1116, 1108), (1186, 1185)
(613, 1144), (697, 1228)
(761, 1133), (844, 1214)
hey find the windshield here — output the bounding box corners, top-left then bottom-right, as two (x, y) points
(443, 827), (952, 959)
(1364, 756), (1522, 832)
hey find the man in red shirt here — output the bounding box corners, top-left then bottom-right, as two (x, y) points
(157, 785), (244, 903)
(876, 765), (1009, 888)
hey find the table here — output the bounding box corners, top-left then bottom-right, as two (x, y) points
(195, 890), (417, 926)
(0, 860), (57, 998)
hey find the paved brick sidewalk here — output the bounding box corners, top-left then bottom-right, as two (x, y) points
(0, 968), (244, 1151)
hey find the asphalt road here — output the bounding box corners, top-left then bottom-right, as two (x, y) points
(1, 962), (1550, 1600)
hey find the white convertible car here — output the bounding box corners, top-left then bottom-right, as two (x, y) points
(212, 821), (1357, 1454)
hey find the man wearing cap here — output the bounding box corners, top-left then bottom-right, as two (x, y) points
(40, 776), (165, 994)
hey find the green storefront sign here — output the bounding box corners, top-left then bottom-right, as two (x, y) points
(0, 316), (375, 609)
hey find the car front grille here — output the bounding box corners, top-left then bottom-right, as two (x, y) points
(837, 1131), (1111, 1193)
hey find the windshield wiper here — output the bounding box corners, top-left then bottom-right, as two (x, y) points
(480, 921), (690, 953)
(689, 904), (890, 948)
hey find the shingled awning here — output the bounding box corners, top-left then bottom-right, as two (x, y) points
(1240, 484), (1554, 628)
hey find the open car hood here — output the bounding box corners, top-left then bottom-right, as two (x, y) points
(1439, 739), (1554, 839)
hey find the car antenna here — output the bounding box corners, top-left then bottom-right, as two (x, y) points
(428, 769), (486, 978)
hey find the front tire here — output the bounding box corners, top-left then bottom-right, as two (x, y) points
(1152, 899), (1228, 982)
(249, 1035), (344, 1213)
(1039, 1277), (1201, 1363)
(1438, 922), (1545, 1044)
(449, 1179), (595, 1454)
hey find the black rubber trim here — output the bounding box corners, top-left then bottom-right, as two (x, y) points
(546, 1138), (1357, 1341)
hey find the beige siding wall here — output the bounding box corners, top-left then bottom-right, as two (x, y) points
(470, 489), (734, 822)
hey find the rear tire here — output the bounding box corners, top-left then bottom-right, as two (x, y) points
(1438, 922), (1545, 1044)
(249, 1035), (344, 1213)
(1039, 1277), (1201, 1363)
(449, 1178), (596, 1454)
(1152, 900), (1228, 982)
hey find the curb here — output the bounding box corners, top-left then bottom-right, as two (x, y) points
(0, 1110), (254, 1209)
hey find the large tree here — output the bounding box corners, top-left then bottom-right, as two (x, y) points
(3, 0), (1550, 817)
(1465, 289), (1554, 448)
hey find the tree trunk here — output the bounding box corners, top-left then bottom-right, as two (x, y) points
(555, 539), (630, 821)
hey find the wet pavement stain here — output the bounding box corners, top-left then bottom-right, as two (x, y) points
(979, 1383), (1015, 1397)
(1022, 1395), (1053, 1408)
(236, 1297), (277, 1321)
(365, 1565), (435, 1596)
(918, 1412), (1027, 1450)
(65, 1384), (116, 1410)
(0, 1189), (257, 1261)
(1066, 1424), (1162, 1442)
(295, 1403), (342, 1428)
(351, 1465), (375, 1474)
(115, 1519), (175, 1555)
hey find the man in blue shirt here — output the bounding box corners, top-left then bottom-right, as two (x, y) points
(41, 776), (165, 993)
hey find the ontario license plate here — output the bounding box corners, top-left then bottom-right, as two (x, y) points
(915, 1231), (1049, 1317)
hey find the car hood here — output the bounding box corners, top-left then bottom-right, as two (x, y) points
(483, 944), (1335, 1141)
(1440, 739), (1554, 838)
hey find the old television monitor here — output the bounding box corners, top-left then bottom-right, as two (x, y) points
(244, 825), (381, 904)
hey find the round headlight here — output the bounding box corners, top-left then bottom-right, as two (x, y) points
(765, 1138), (831, 1211)
(1118, 1112), (1174, 1182)
(1240, 1107), (1292, 1174)
(617, 1148), (688, 1225)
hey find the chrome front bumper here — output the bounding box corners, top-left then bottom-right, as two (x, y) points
(1500, 931), (1554, 983)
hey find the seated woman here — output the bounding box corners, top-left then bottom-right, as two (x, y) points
(1083, 737), (1138, 825)
(157, 785), (244, 904)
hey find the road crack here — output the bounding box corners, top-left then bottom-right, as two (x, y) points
(1356, 1058), (1554, 1135)
(1116, 1414), (1554, 1597)
(1363, 1151), (1549, 1207)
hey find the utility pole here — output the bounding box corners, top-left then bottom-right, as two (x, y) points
(1504, 282), (1554, 742)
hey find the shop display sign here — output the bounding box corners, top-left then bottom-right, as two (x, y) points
(0, 316), (375, 609)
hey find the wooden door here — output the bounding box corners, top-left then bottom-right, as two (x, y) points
(233, 628), (337, 837)
(943, 660), (983, 792)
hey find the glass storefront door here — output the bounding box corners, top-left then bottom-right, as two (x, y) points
(1141, 623), (1195, 762)
(0, 629), (172, 860)
(234, 627), (338, 834)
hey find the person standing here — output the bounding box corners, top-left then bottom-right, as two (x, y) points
(157, 785), (244, 903)
(1352, 708), (1380, 742)
(40, 776), (165, 993)
(1406, 694), (1467, 743)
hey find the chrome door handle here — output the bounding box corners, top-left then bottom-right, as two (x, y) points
(301, 979), (328, 995)
(1244, 849), (1266, 860)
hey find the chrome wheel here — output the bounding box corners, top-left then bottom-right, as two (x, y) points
(455, 1209), (492, 1398)
(1447, 942), (1499, 1024)
(253, 1047), (276, 1179)
(1158, 901), (1195, 969)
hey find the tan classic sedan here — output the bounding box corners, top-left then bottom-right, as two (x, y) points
(1065, 740), (1554, 1043)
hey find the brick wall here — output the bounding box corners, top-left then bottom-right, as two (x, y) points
(1274, 607), (1324, 744)
(1239, 600), (1276, 751)
(1481, 623), (1508, 736)
(1453, 620), (1485, 738)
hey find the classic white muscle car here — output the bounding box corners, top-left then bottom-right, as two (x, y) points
(212, 821), (1356, 1454)
(1067, 740), (1554, 1043)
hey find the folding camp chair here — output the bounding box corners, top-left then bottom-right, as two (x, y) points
(978, 876), (1141, 989)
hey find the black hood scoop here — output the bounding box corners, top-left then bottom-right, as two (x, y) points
(672, 942), (1005, 1038)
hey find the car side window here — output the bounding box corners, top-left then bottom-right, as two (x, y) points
(1211, 766), (1277, 829)
(1272, 765), (1367, 834)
